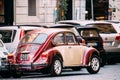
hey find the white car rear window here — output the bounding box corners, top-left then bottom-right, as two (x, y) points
(86, 24), (117, 33)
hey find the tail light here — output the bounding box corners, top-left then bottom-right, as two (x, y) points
(40, 53), (48, 63)
(19, 29), (25, 40)
(115, 34), (120, 41)
(7, 53), (15, 64)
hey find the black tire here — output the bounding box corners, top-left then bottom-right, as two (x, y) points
(12, 70), (22, 78)
(0, 71), (11, 78)
(50, 57), (62, 76)
(87, 55), (100, 74)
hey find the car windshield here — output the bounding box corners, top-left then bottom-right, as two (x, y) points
(86, 24), (117, 33)
(20, 33), (48, 44)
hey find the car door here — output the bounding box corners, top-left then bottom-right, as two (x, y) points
(64, 32), (84, 66)
(53, 32), (72, 66)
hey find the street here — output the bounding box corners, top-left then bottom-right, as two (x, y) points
(0, 63), (120, 80)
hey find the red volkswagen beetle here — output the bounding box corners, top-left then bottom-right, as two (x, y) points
(7, 28), (100, 78)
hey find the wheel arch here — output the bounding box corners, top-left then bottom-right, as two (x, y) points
(48, 50), (63, 66)
(82, 48), (100, 65)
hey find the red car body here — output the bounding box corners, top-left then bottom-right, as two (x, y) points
(7, 28), (100, 78)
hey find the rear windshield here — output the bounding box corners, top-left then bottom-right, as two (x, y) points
(80, 29), (99, 38)
(20, 33), (48, 44)
(86, 24), (117, 33)
(0, 30), (16, 43)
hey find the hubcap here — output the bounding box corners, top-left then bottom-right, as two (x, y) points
(91, 57), (99, 71)
(54, 60), (62, 75)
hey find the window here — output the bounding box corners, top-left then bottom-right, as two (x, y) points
(21, 33), (48, 44)
(0, 30), (15, 43)
(66, 33), (76, 44)
(53, 33), (65, 45)
(86, 24), (117, 33)
(81, 30), (99, 38)
(0, 0), (4, 23)
(28, 0), (36, 16)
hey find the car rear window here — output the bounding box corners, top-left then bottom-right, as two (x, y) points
(0, 30), (16, 43)
(80, 30), (99, 38)
(86, 24), (117, 33)
(20, 33), (48, 44)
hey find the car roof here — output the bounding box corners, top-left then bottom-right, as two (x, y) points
(27, 28), (73, 35)
(45, 24), (75, 28)
(0, 25), (43, 30)
(58, 20), (95, 26)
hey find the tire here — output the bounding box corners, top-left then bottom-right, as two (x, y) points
(50, 57), (62, 76)
(87, 55), (100, 74)
(0, 71), (11, 78)
(12, 70), (22, 78)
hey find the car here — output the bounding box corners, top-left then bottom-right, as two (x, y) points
(0, 25), (43, 53)
(77, 27), (106, 66)
(7, 28), (100, 78)
(58, 20), (120, 64)
(48, 24), (106, 66)
(0, 35), (9, 77)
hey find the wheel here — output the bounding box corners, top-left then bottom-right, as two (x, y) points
(71, 67), (81, 71)
(0, 71), (11, 78)
(87, 55), (100, 74)
(50, 57), (62, 76)
(12, 70), (22, 78)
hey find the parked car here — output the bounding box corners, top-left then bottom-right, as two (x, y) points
(0, 35), (9, 77)
(58, 20), (120, 64)
(0, 25), (43, 53)
(49, 24), (106, 66)
(7, 28), (100, 78)
(77, 27), (106, 66)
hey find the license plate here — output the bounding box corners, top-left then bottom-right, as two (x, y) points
(87, 43), (97, 46)
(21, 54), (28, 60)
(104, 43), (112, 46)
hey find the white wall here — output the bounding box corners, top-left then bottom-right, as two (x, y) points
(14, 0), (86, 25)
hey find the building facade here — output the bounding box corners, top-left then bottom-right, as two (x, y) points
(14, 0), (86, 25)
(0, 0), (120, 25)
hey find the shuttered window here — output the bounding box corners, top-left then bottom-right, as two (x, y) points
(28, 0), (36, 16)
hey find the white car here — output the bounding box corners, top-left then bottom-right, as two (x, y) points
(0, 35), (9, 71)
(58, 20), (120, 63)
(0, 25), (43, 53)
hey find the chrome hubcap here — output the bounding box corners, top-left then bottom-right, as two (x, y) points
(91, 57), (99, 71)
(54, 60), (62, 75)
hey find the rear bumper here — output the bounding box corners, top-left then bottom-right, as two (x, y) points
(104, 46), (120, 60)
(12, 62), (48, 71)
